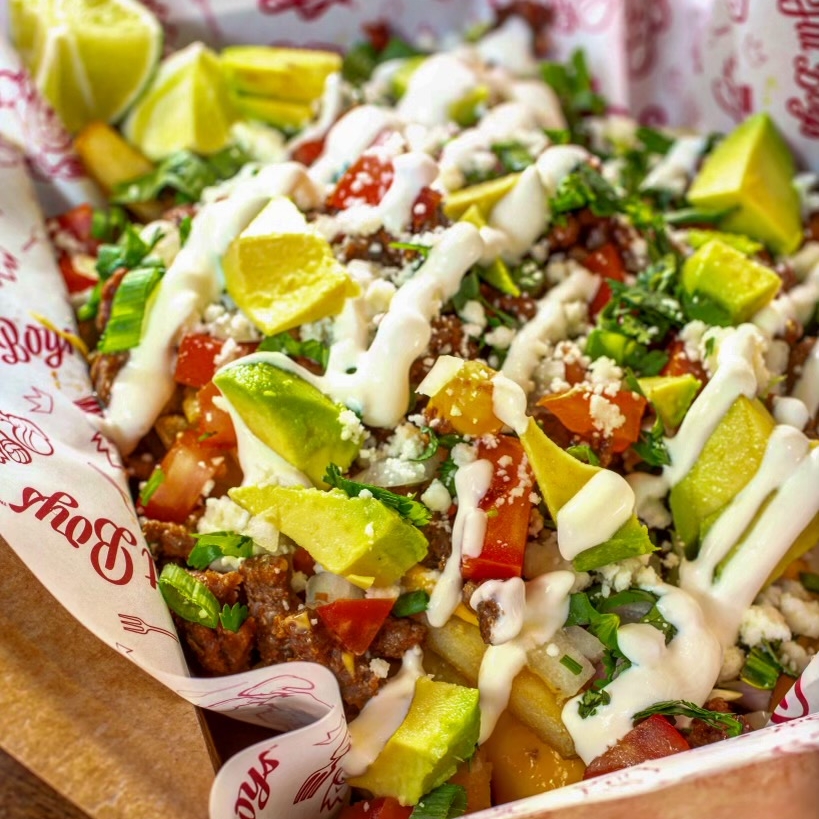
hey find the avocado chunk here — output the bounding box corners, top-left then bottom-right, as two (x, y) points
(681, 239), (781, 325)
(230, 484), (428, 585)
(638, 374), (701, 429)
(347, 677), (480, 805)
(518, 418), (655, 570)
(443, 173), (521, 221)
(687, 113), (802, 254)
(221, 46), (341, 103)
(670, 395), (775, 551)
(459, 204), (520, 296)
(214, 360), (360, 486)
(686, 228), (763, 257)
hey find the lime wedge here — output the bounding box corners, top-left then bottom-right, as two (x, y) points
(221, 46), (341, 103)
(222, 195), (359, 336)
(9, 0), (162, 134)
(123, 42), (237, 160)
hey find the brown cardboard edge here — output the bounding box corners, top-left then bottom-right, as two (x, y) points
(0, 537), (214, 819)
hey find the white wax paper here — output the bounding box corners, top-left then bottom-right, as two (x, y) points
(2, 2), (819, 818)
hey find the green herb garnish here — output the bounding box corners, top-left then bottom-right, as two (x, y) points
(392, 590), (430, 617)
(324, 463), (432, 527)
(259, 332), (330, 370)
(632, 700), (743, 737)
(138, 466), (165, 507)
(410, 783), (468, 819)
(187, 531), (255, 570)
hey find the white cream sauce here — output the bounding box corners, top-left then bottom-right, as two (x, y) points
(556, 470), (635, 561)
(397, 53), (477, 127)
(563, 582), (722, 763)
(474, 15), (539, 76)
(501, 267), (599, 392)
(343, 646), (426, 777)
(641, 136), (707, 196)
(104, 162), (324, 454)
(226, 222), (483, 429)
(680, 425), (819, 647)
(427, 458), (494, 628)
(477, 571), (575, 743)
(308, 105), (399, 186)
(469, 577), (526, 645)
(489, 164), (547, 261)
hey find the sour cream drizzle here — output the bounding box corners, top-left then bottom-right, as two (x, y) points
(680, 425), (819, 647)
(477, 571), (575, 743)
(501, 267), (599, 392)
(556, 470), (634, 560)
(104, 163), (324, 454)
(640, 136), (707, 196)
(343, 647), (426, 777)
(563, 582), (722, 763)
(397, 53), (477, 127)
(427, 458), (494, 628)
(230, 223), (483, 429)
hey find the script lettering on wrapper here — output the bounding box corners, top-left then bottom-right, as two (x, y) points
(234, 749), (280, 819)
(9, 486), (142, 585)
(0, 316), (74, 368)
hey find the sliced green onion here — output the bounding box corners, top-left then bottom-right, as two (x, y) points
(388, 240), (431, 256)
(179, 215), (193, 246)
(800, 571), (819, 594)
(392, 590), (430, 617)
(158, 563), (220, 628)
(91, 205), (129, 242)
(97, 265), (163, 353)
(740, 644), (783, 690)
(138, 466), (165, 507)
(187, 531), (254, 569)
(664, 205), (736, 226)
(560, 654), (583, 676)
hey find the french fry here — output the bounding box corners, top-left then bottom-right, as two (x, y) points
(74, 122), (164, 222)
(424, 617), (576, 758)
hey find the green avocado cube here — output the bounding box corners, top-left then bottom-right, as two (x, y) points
(638, 374), (701, 429)
(681, 239), (781, 325)
(518, 418), (655, 571)
(214, 360), (359, 487)
(347, 677), (480, 806)
(670, 395), (775, 551)
(230, 484), (428, 585)
(687, 113), (802, 254)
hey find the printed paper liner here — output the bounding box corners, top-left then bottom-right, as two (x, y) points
(2, 2), (819, 818)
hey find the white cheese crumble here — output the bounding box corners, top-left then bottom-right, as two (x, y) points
(779, 592), (819, 638)
(421, 479), (452, 513)
(369, 658), (391, 679)
(781, 640), (813, 675)
(339, 408), (366, 444)
(588, 394), (625, 436)
(718, 645), (746, 683)
(739, 604), (792, 647)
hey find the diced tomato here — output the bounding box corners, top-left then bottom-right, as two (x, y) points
(584, 243), (626, 319)
(195, 381), (236, 449)
(291, 137), (325, 167)
(141, 430), (221, 523)
(59, 253), (99, 294)
(410, 186), (443, 232)
(292, 547), (317, 577)
(174, 333), (226, 388)
(363, 20), (391, 53)
(583, 714), (690, 779)
(326, 151), (395, 210)
(56, 203), (96, 245)
(337, 797), (413, 819)
(538, 387), (647, 453)
(461, 436), (534, 581)
(661, 339), (709, 383)
(316, 597), (396, 655)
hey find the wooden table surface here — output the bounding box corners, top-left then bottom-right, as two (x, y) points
(0, 750), (89, 819)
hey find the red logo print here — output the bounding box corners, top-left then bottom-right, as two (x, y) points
(257, 0), (351, 21)
(9, 486), (140, 585)
(0, 68), (83, 180)
(234, 749), (281, 819)
(0, 316), (74, 368)
(626, 0), (672, 80)
(712, 55), (753, 123)
(550, 0), (617, 34)
(0, 248), (18, 286)
(0, 411), (52, 465)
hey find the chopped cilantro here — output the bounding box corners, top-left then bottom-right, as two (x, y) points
(410, 783), (468, 819)
(551, 164), (623, 218)
(633, 700), (743, 737)
(113, 145), (250, 205)
(259, 332), (330, 370)
(219, 602), (250, 632)
(392, 589), (430, 617)
(633, 416), (671, 467)
(187, 531), (255, 570)
(567, 444), (600, 466)
(324, 463), (432, 527)
(412, 426), (464, 462)
(578, 687), (611, 719)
